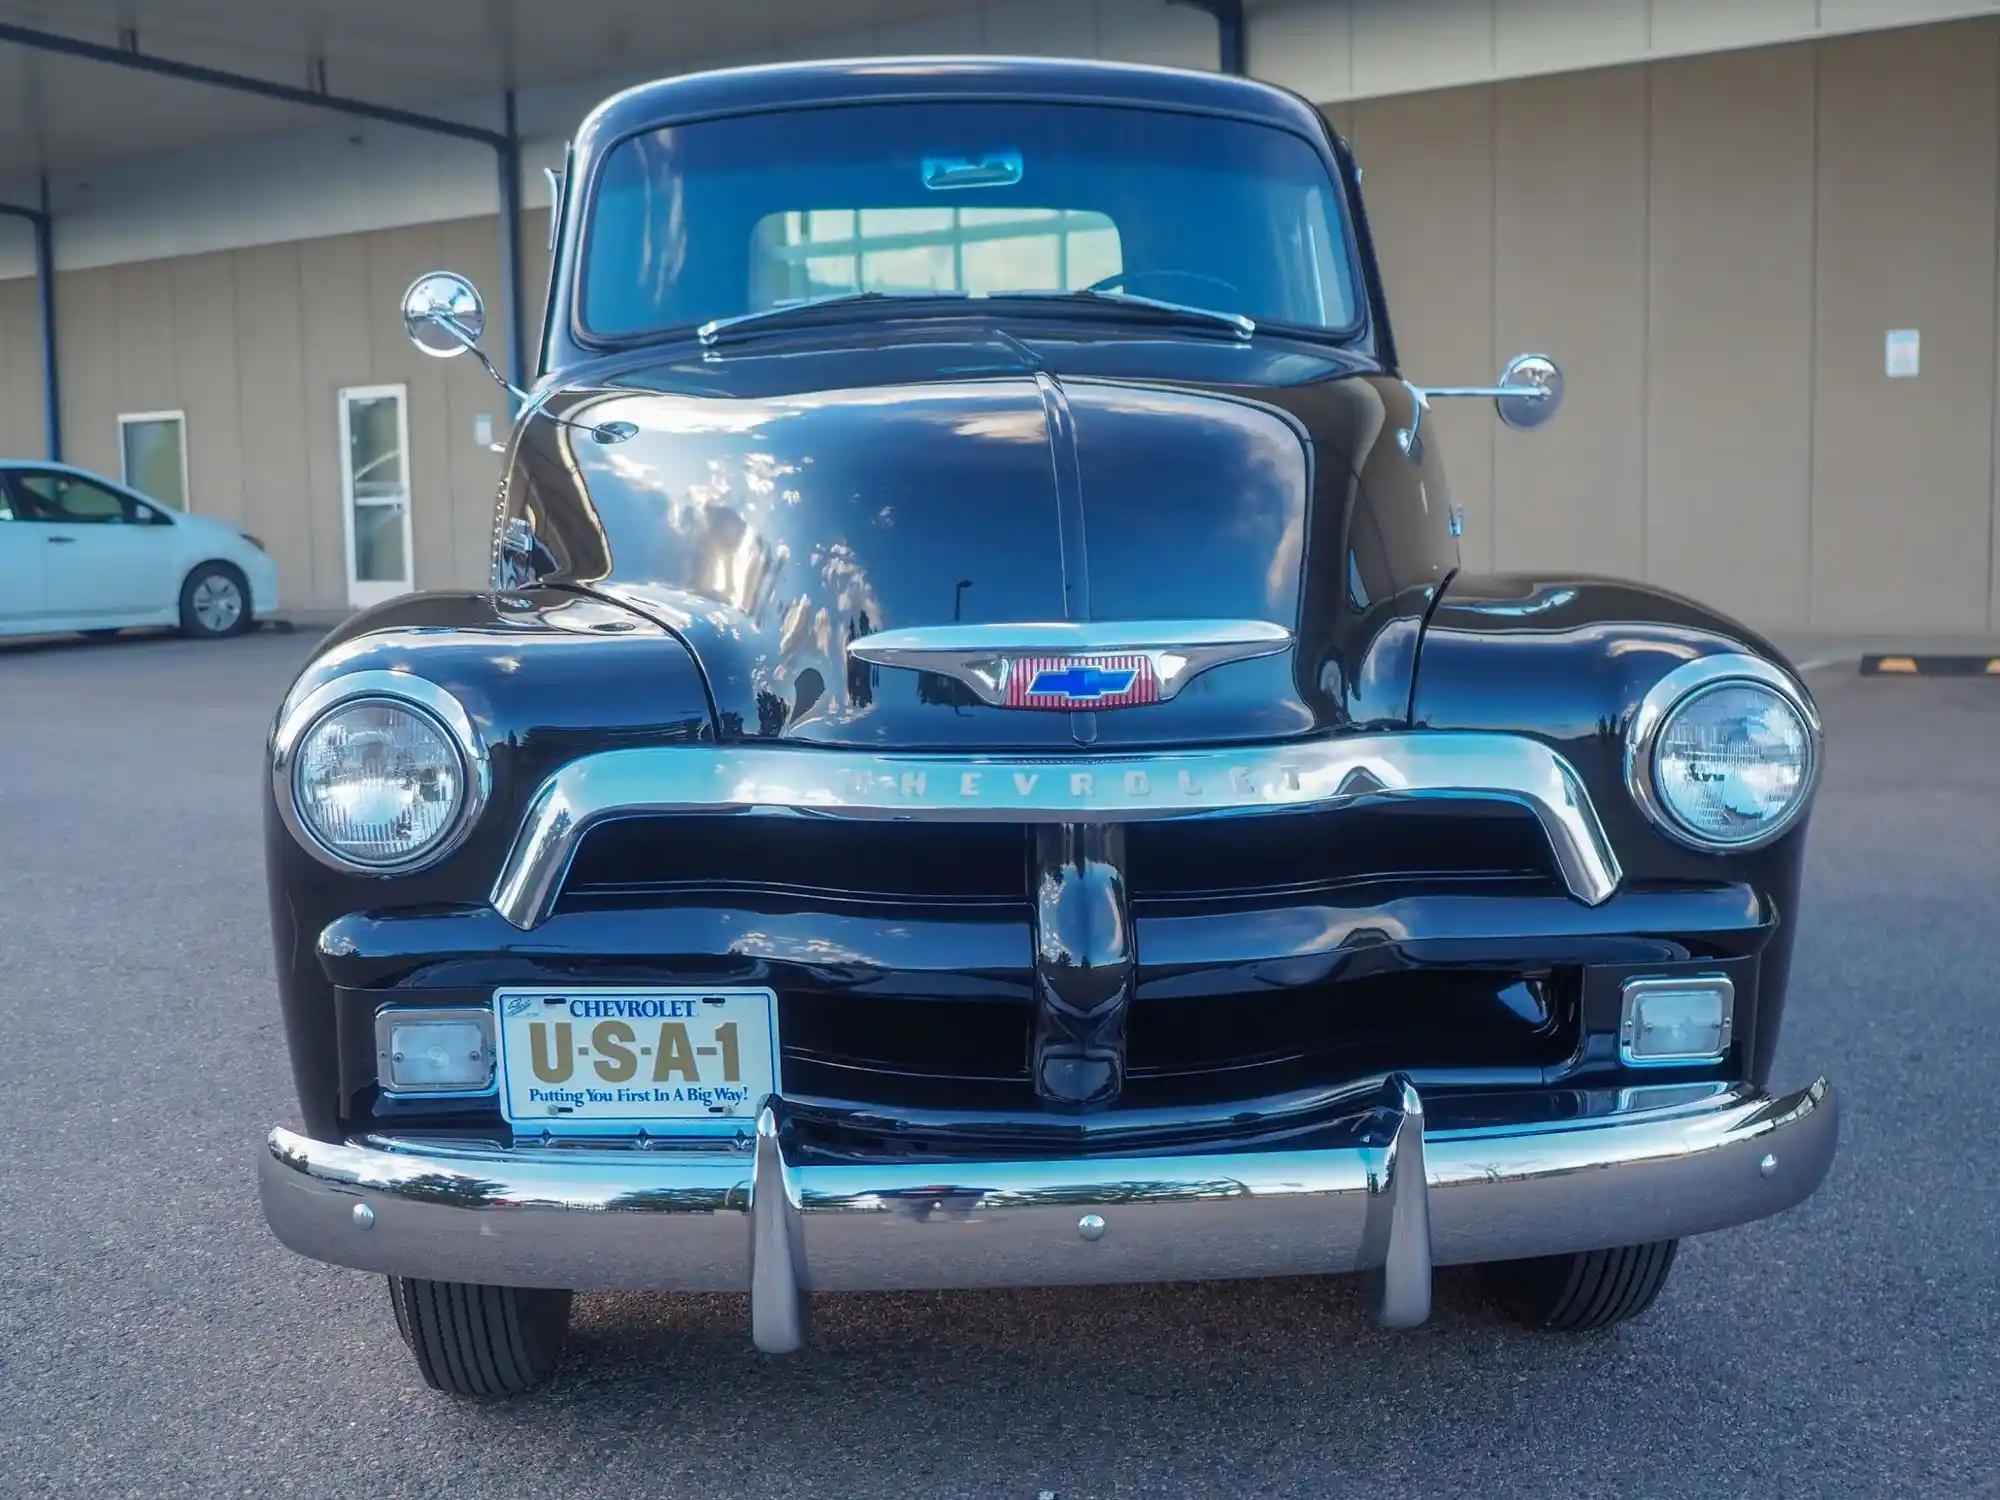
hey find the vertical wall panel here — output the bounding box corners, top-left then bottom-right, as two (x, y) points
(231, 243), (315, 610)
(1493, 67), (1648, 577)
(0, 275), (46, 460)
(1645, 46), (1814, 627)
(112, 261), (177, 431)
(360, 222), (455, 598)
(298, 234), (371, 611)
(168, 254), (246, 524)
(1811, 20), (1998, 630)
(59, 265), (119, 480)
(1346, 85), (1498, 572)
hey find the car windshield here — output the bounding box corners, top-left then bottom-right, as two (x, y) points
(580, 101), (1360, 342)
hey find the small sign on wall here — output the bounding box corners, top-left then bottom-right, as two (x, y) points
(474, 413), (495, 446)
(1885, 329), (1920, 379)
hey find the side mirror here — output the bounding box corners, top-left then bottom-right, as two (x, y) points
(1407, 353), (1564, 457)
(402, 271), (485, 359)
(1493, 353), (1563, 431)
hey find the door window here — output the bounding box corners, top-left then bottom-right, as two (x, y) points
(10, 471), (155, 524)
(119, 412), (189, 511)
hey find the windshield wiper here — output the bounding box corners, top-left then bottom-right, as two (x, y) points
(988, 288), (1255, 341)
(698, 290), (971, 347)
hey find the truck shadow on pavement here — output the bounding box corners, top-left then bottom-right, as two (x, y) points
(390, 1266), (1741, 1495)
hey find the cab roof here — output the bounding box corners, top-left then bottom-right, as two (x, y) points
(571, 55), (1333, 160)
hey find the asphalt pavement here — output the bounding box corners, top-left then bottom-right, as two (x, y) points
(0, 629), (1991, 1499)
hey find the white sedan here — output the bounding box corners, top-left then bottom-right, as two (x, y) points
(0, 460), (280, 641)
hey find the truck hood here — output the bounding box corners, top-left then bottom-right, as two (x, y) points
(510, 323), (1453, 749)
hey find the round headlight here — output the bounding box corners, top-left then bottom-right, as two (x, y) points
(292, 698), (467, 868)
(1631, 659), (1819, 850)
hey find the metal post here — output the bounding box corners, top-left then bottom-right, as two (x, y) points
(0, 188), (60, 461)
(1170, 0), (1246, 75)
(496, 89), (526, 399)
(34, 174), (59, 461)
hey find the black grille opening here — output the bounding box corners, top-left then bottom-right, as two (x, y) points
(776, 969), (1578, 1117)
(779, 993), (1035, 1111)
(560, 814), (1029, 905)
(1121, 969), (1576, 1108)
(1125, 801), (1562, 899)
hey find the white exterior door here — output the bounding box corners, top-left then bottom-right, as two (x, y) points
(339, 385), (414, 610)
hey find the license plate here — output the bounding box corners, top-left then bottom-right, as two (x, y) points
(493, 987), (779, 1134)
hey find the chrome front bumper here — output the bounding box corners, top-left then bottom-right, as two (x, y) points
(260, 1076), (1835, 1349)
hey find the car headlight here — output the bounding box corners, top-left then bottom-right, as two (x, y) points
(273, 673), (487, 873)
(1627, 655), (1820, 851)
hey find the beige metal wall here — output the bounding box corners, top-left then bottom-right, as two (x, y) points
(4, 17), (1999, 632)
(1337, 17), (2000, 634)
(0, 211), (549, 614)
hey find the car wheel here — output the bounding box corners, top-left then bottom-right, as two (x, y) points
(1480, 1240), (1679, 1331)
(386, 1276), (572, 1397)
(179, 563), (249, 638)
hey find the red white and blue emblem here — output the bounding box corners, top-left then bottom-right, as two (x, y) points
(1006, 654), (1161, 710)
(846, 619), (1293, 713)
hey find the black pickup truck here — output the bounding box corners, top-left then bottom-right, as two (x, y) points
(257, 55), (1835, 1395)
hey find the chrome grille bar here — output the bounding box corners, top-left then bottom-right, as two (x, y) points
(487, 733), (1623, 930)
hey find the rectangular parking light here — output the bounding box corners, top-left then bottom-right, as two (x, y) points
(1620, 976), (1733, 1066)
(375, 1008), (495, 1093)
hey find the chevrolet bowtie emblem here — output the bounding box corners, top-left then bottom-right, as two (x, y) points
(847, 619), (1292, 711)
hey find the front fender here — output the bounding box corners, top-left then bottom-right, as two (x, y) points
(1411, 573), (1817, 1084)
(266, 587), (713, 1139)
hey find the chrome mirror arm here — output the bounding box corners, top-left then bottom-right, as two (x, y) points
(1399, 352), (1564, 457)
(426, 311), (529, 404)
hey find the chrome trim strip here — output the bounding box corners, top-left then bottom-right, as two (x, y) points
(1624, 653), (1823, 853)
(847, 618), (1292, 707)
(1363, 1076), (1431, 1330)
(488, 732), (1623, 929)
(258, 1078), (1837, 1317)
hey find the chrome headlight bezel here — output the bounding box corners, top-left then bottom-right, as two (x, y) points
(271, 671), (490, 875)
(1624, 653), (1821, 853)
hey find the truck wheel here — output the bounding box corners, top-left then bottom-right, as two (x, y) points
(178, 562), (249, 638)
(1481, 1240), (1679, 1331)
(387, 1275), (572, 1396)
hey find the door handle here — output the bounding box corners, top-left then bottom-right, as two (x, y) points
(45, 535), (76, 545)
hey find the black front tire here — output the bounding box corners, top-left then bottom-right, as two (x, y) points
(177, 562), (250, 639)
(1481, 1240), (1680, 1331)
(387, 1276), (573, 1396)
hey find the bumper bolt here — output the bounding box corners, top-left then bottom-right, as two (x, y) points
(1077, 1213), (1106, 1242)
(352, 1202), (376, 1229)
(1759, 1153), (1778, 1179)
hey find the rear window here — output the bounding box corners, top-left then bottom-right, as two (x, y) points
(750, 206), (1121, 305)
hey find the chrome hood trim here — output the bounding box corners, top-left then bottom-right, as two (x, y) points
(846, 618), (1293, 708)
(487, 731), (1623, 929)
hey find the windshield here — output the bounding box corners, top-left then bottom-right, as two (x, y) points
(580, 101), (1360, 341)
